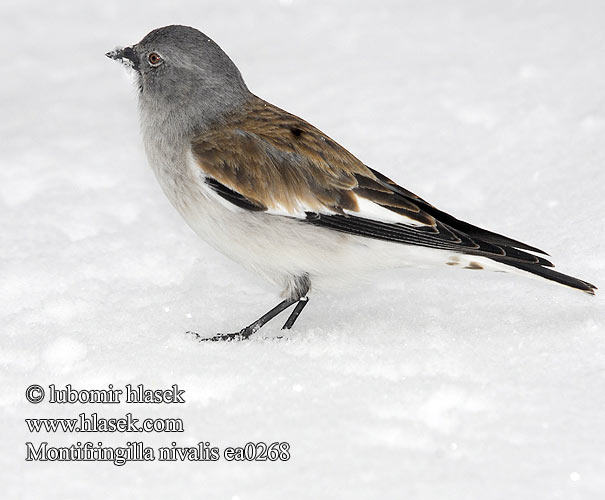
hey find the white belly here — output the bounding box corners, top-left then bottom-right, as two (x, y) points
(142, 136), (493, 297)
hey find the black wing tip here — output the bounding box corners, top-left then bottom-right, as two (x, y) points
(366, 168), (552, 257)
(518, 243), (549, 257)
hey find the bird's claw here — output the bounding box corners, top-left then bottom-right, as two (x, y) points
(187, 328), (254, 342)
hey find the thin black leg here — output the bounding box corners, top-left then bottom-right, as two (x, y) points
(281, 297), (309, 330)
(197, 298), (297, 341)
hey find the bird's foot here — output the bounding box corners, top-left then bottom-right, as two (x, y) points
(188, 327), (254, 342)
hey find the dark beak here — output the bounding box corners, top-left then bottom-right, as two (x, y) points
(105, 46), (140, 71)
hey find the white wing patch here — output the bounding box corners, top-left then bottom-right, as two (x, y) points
(265, 205), (307, 218)
(344, 195), (428, 227)
(265, 203), (337, 219)
(266, 192), (430, 227)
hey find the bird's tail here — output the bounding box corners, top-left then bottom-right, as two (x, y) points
(493, 259), (597, 295)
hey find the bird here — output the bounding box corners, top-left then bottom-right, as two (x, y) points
(106, 25), (596, 341)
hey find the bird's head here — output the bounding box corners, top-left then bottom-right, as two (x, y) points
(107, 25), (249, 121)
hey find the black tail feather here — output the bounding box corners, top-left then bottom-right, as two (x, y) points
(495, 259), (597, 295)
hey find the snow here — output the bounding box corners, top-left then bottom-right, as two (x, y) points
(2, 0), (605, 499)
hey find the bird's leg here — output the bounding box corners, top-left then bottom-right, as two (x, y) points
(281, 297), (309, 330)
(198, 298), (297, 342)
(192, 274), (311, 342)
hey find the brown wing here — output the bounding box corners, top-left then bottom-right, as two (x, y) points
(192, 96), (435, 224)
(192, 98), (359, 214)
(191, 97), (557, 265)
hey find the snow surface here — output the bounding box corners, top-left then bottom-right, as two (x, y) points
(2, 0), (605, 499)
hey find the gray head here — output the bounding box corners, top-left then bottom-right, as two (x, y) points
(107, 25), (250, 127)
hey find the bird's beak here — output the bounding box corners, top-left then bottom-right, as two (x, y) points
(105, 45), (140, 71)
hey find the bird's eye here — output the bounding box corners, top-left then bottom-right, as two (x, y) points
(147, 52), (163, 67)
